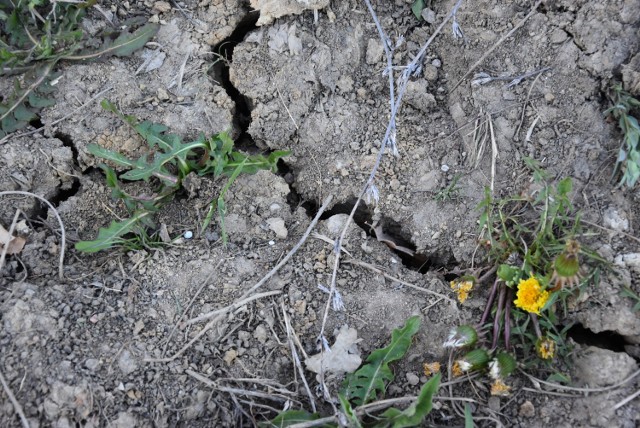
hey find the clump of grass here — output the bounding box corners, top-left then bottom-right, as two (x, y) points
(621, 286), (640, 312)
(434, 173), (461, 203)
(265, 316), (441, 427)
(0, 0), (158, 138)
(444, 158), (604, 392)
(75, 99), (289, 252)
(606, 84), (640, 188)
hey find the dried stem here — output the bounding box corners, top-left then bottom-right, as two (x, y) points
(0, 368), (30, 428)
(146, 195), (333, 363)
(0, 191), (66, 279)
(449, 0), (544, 92)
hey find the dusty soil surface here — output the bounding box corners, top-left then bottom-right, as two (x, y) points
(1, 0), (640, 426)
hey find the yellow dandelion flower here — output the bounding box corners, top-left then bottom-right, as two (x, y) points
(450, 279), (474, 303)
(537, 337), (556, 360)
(423, 362), (441, 376)
(514, 276), (549, 315)
(452, 361), (464, 377)
(491, 379), (511, 396)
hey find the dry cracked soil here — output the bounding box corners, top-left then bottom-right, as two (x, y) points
(1, 0), (640, 426)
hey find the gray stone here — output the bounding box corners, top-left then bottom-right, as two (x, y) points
(573, 346), (637, 387)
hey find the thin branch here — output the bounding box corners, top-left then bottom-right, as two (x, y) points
(145, 290), (281, 363)
(520, 368), (640, 394)
(288, 394), (477, 428)
(0, 368), (30, 428)
(449, 0), (544, 93)
(161, 266), (220, 357)
(281, 301), (316, 412)
(613, 388), (640, 410)
(0, 209), (21, 280)
(0, 191), (66, 279)
(343, 259), (457, 305)
(145, 195), (333, 363)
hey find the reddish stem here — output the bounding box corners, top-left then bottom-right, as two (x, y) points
(491, 284), (507, 351)
(530, 313), (542, 338)
(480, 278), (500, 327)
(504, 288), (513, 351)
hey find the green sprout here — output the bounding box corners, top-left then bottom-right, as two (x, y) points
(434, 173), (461, 203)
(606, 84), (640, 188)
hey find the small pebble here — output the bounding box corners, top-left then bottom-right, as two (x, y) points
(269, 240), (275, 246)
(441, 164), (450, 172)
(519, 400), (535, 417)
(183, 231), (193, 239)
(406, 372), (420, 385)
(85, 359), (100, 371)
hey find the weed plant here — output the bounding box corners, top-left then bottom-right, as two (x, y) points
(445, 158), (604, 393)
(606, 84), (640, 188)
(75, 100), (288, 252)
(265, 316), (443, 427)
(0, 0), (158, 137)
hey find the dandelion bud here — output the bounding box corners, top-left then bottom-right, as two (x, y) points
(443, 325), (478, 348)
(457, 349), (490, 372)
(489, 352), (516, 380)
(551, 240), (581, 291)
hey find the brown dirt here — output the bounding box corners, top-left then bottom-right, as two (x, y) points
(1, 0), (639, 426)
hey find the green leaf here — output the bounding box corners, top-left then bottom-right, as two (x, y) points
(556, 177), (572, 196)
(411, 0), (425, 20)
(342, 316), (421, 406)
(64, 23), (159, 60)
(338, 394), (362, 428)
(75, 211), (150, 252)
(87, 143), (136, 168)
(464, 404), (474, 428)
(497, 264), (520, 283)
(28, 90), (56, 108)
(259, 410), (322, 428)
(381, 373), (440, 428)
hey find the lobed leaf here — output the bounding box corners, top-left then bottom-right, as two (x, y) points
(341, 316), (421, 406)
(64, 23), (159, 60)
(75, 211), (150, 252)
(259, 410), (323, 428)
(381, 373), (440, 428)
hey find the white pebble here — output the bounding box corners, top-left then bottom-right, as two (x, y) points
(183, 231), (193, 239)
(269, 240), (276, 246)
(441, 164), (450, 172)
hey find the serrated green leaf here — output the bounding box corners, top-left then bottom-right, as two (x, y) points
(75, 211), (150, 252)
(338, 394), (362, 428)
(556, 177), (572, 196)
(87, 143), (136, 168)
(381, 373), (440, 428)
(259, 410), (322, 428)
(342, 316), (421, 406)
(65, 23), (159, 60)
